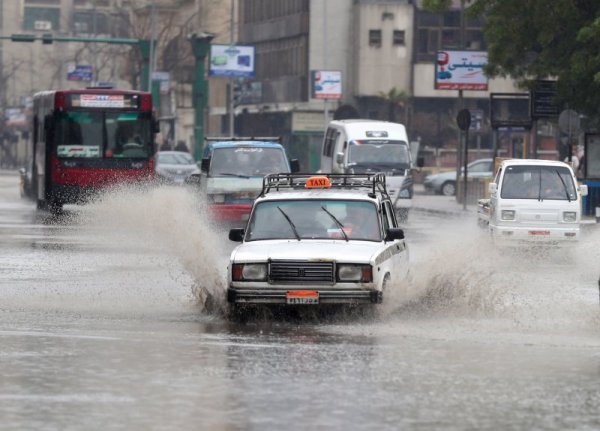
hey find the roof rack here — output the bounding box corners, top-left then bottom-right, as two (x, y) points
(205, 136), (281, 142)
(259, 173), (389, 199)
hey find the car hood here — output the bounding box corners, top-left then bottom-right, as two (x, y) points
(156, 164), (200, 173)
(207, 177), (263, 194)
(231, 239), (383, 263)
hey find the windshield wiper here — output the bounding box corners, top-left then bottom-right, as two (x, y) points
(321, 206), (349, 242)
(555, 169), (572, 202)
(216, 172), (251, 179)
(277, 206), (301, 241)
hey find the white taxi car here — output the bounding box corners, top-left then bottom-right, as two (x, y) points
(226, 173), (409, 310)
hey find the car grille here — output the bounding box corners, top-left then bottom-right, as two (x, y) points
(269, 260), (334, 283)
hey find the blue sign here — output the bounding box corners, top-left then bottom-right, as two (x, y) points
(67, 65), (93, 82)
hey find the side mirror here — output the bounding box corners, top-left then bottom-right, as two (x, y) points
(579, 184), (588, 197)
(229, 228), (245, 242)
(290, 159), (300, 173)
(488, 183), (497, 194)
(200, 157), (210, 173)
(385, 227), (404, 241)
(416, 156), (425, 168)
(335, 152), (344, 165)
(185, 173), (201, 186)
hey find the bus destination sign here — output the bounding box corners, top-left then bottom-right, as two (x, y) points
(70, 94), (138, 109)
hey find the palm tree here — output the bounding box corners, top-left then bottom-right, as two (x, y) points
(378, 87), (409, 122)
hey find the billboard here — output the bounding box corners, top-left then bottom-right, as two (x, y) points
(209, 45), (255, 77)
(435, 50), (488, 91)
(67, 64), (93, 82)
(311, 70), (342, 99)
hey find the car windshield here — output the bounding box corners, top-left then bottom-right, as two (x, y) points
(347, 140), (410, 167)
(245, 199), (381, 241)
(157, 152), (195, 165)
(500, 165), (576, 200)
(209, 147), (289, 177)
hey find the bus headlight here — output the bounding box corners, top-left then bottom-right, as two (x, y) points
(232, 263), (267, 281)
(563, 211), (577, 222)
(337, 264), (372, 282)
(501, 210), (515, 220)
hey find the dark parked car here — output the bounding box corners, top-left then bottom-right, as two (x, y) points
(155, 151), (201, 184)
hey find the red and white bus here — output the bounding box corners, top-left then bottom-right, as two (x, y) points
(21, 88), (158, 210)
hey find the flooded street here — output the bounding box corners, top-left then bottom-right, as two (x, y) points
(1, 170), (599, 430)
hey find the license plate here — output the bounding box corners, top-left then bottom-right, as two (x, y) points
(529, 230), (550, 236)
(174, 176), (185, 183)
(286, 290), (319, 304)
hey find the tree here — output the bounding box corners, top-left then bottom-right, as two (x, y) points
(378, 87), (409, 122)
(465, 1), (600, 120)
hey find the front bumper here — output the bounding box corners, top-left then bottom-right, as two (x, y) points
(489, 224), (580, 247)
(208, 203), (252, 222)
(227, 287), (382, 304)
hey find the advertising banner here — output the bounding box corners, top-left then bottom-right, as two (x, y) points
(209, 45), (255, 77)
(67, 64), (93, 82)
(435, 50), (488, 91)
(311, 70), (342, 99)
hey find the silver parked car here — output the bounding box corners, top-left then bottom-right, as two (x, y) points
(423, 158), (494, 196)
(155, 151), (201, 184)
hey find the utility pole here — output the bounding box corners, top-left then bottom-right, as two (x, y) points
(228, 0), (235, 136)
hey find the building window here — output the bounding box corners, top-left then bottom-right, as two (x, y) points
(23, 7), (60, 31)
(415, 7), (485, 62)
(72, 12), (109, 35)
(393, 30), (405, 46)
(369, 30), (382, 47)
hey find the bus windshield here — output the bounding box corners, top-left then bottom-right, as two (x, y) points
(55, 111), (152, 159)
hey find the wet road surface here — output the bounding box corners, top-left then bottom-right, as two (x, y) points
(1, 170), (599, 430)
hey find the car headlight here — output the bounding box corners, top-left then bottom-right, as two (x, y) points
(337, 264), (372, 282)
(399, 188), (410, 198)
(501, 210), (515, 220)
(563, 211), (577, 222)
(232, 263), (267, 281)
(210, 194), (225, 203)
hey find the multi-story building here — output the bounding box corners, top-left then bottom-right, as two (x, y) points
(232, 0), (530, 171)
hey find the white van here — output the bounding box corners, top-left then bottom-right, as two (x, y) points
(480, 158), (588, 246)
(320, 119), (421, 221)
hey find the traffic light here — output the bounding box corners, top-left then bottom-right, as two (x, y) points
(10, 34), (36, 42)
(232, 79), (243, 107)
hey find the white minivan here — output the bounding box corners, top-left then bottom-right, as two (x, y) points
(320, 119), (422, 221)
(481, 158), (588, 246)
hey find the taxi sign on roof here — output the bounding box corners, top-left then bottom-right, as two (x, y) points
(305, 176), (331, 188)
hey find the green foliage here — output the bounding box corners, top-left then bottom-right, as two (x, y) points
(378, 88), (409, 122)
(470, 0), (600, 119)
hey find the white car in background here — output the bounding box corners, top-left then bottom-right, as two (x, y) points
(424, 158), (493, 196)
(226, 173), (409, 312)
(154, 151), (200, 184)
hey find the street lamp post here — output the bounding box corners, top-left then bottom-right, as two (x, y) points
(189, 32), (214, 161)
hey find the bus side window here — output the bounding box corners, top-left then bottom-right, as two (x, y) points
(43, 114), (53, 143)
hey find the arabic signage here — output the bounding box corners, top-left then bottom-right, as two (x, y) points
(70, 94), (135, 109)
(531, 80), (560, 118)
(435, 50), (488, 91)
(311, 70), (342, 99)
(67, 64), (93, 82)
(209, 44), (255, 77)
